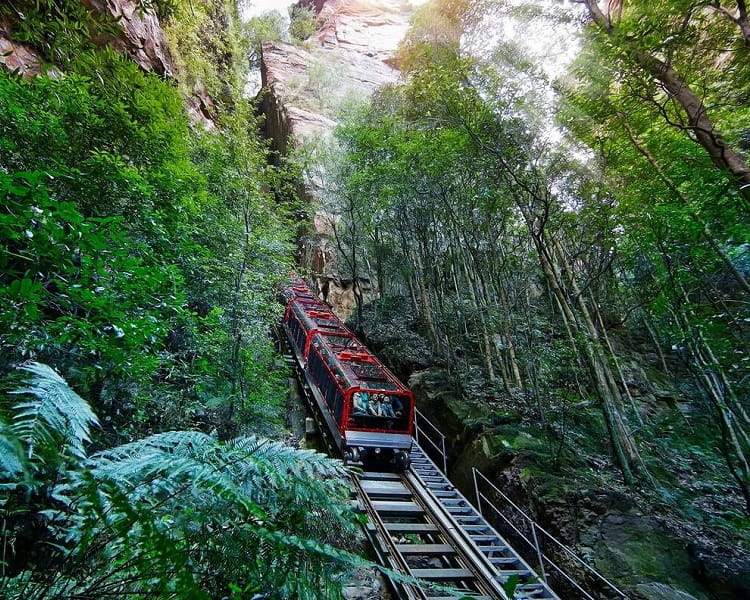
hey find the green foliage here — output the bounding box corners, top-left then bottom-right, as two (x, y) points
(289, 5), (319, 42)
(0, 169), (181, 397)
(331, 0), (749, 552)
(557, 0), (750, 510)
(163, 0), (252, 105)
(245, 10), (289, 68)
(9, 362), (98, 467)
(0, 0), (120, 67)
(0, 43), (294, 437)
(0, 362), (98, 497)
(0, 364), (362, 599)
(0, 0), (315, 593)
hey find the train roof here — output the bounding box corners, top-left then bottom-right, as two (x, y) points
(281, 277), (318, 303)
(289, 300), (350, 337)
(312, 330), (410, 395)
(284, 277), (411, 395)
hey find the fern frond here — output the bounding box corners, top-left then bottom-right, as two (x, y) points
(0, 419), (29, 486)
(89, 431), (265, 516)
(10, 362), (99, 463)
(231, 435), (350, 479)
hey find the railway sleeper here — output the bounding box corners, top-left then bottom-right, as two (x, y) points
(426, 597), (491, 600)
(479, 545), (511, 554)
(384, 522), (439, 533)
(430, 489), (458, 498)
(441, 498), (469, 507)
(410, 568), (475, 581)
(446, 506), (474, 515)
(395, 543), (455, 555)
(469, 534), (502, 543)
(462, 524), (491, 533)
(360, 480), (411, 498)
(494, 569), (532, 580)
(372, 501), (424, 516)
(455, 515), (483, 524)
(516, 583), (549, 597)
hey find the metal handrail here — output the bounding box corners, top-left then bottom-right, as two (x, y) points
(414, 409), (448, 475)
(473, 468), (629, 599)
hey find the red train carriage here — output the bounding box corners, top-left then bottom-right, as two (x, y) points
(282, 277), (413, 470)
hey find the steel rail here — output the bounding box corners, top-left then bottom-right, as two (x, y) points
(352, 473), (431, 600)
(354, 469), (504, 600)
(402, 470), (509, 599)
(280, 327), (561, 600)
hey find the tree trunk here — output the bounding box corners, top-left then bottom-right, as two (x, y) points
(415, 252), (440, 353)
(583, 0), (750, 195)
(461, 256), (497, 382)
(624, 122), (750, 295)
(710, 0), (750, 47)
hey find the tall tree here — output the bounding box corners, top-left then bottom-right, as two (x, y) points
(580, 0), (750, 200)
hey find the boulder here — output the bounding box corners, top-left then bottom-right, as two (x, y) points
(634, 583), (701, 600)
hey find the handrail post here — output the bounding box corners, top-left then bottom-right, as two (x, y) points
(414, 410), (420, 446)
(531, 522), (548, 584)
(473, 468), (482, 516)
(414, 409), (448, 475)
(441, 433), (447, 475)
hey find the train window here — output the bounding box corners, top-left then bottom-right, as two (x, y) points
(333, 390), (344, 422)
(288, 315), (305, 356)
(308, 351), (320, 383)
(348, 392), (410, 432)
(309, 350), (327, 389)
(294, 320), (306, 354)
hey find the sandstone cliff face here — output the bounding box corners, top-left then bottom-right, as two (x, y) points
(262, 0), (407, 147)
(1, 2), (173, 77)
(0, 1), (216, 129)
(260, 0), (412, 320)
(84, 0), (174, 76)
(0, 22), (45, 76)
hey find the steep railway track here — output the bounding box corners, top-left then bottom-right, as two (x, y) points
(354, 443), (559, 600)
(282, 346), (559, 599)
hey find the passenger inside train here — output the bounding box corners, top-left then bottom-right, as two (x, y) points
(352, 391), (370, 415)
(350, 392), (408, 429)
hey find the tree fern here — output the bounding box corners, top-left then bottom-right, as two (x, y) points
(0, 421), (28, 486)
(9, 362), (99, 466)
(2, 365), (369, 599)
(71, 428), (361, 597)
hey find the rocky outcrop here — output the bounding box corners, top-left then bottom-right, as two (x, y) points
(261, 0), (407, 147)
(260, 0), (412, 319)
(2, 2), (173, 78)
(261, 41), (338, 151)
(84, 0), (174, 77)
(0, 22), (46, 76)
(0, 2), (218, 129)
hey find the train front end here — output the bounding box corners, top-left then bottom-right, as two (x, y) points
(342, 385), (414, 470)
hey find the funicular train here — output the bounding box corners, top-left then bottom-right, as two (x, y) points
(282, 277), (414, 470)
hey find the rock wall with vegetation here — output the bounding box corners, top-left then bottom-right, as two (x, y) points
(0, 1), (365, 596)
(259, 0), (411, 322)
